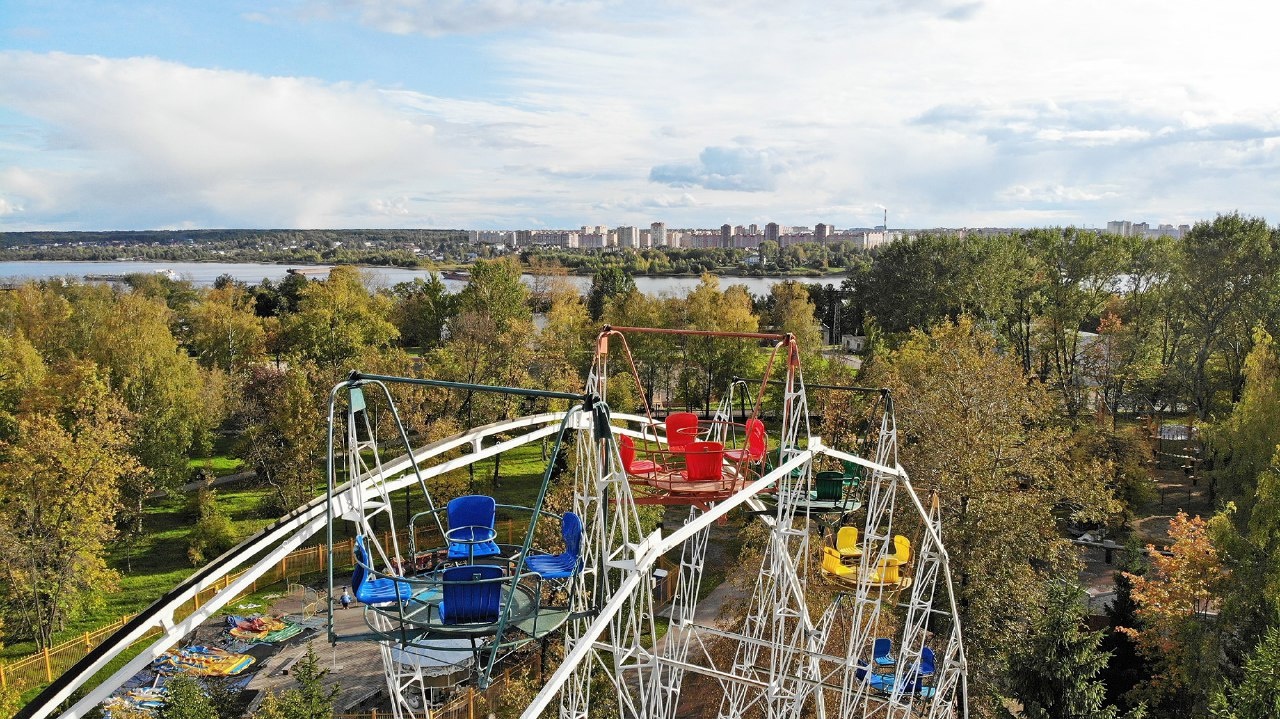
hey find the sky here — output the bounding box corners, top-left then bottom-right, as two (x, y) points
(1, 0), (1278, 232)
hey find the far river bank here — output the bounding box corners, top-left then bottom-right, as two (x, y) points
(0, 260), (847, 297)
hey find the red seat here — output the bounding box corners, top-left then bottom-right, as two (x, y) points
(619, 435), (664, 475)
(725, 418), (767, 464)
(664, 412), (699, 452)
(682, 441), (725, 482)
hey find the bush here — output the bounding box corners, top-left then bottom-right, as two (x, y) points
(187, 488), (240, 565)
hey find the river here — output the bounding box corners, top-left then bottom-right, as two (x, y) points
(0, 260), (847, 297)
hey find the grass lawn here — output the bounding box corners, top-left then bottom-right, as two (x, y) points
(187, 433), (245, 477)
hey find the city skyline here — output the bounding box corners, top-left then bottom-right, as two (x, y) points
(2, 1), (1278, 232)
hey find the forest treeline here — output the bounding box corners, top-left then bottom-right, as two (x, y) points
(2, 212), (1280, 717)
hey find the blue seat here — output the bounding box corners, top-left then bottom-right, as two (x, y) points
(438, 565), (504, 624)
(525, 512), (583, 580)
(900, 669), (936, 697)
(447, 495), (502, 561)
(854, 661), (895, 693)
(919, 646), (936, 677)
(352, 535), (413, 605)
(873, 637), (895, 667)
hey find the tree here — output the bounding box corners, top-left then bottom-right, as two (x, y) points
(254, 643), (340, 719)
(432, 257), (536, 491)
(389, 274), (457, 351)
(236, 365), (324, 513)
(1120, 512), (1225, 714)
(282, 265), (398, 370)
(1007, 581), (1130, 719)
(1100, 540), (1151, 713)
(767, 280), (823, 352)
(187, 488), (240, 565)
(184, 285), (267, 373)
(1202, 331), (1280, 680)
(160, 674), (218, 719)
(587, 265), (636, 321)
(0, 362), (141, 647)
(866, 317), (1118, 714)
(533, 277), (595, 398)
(1028, 227), (1128, 416)
(1174, 213), (1280, 418)
(1209, 625), (1280, 719)
(57, 284), (224, 494)
(682, 274), (759, 410)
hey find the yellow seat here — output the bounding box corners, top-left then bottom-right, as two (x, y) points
(865, 557), (912, 591)
(836, 527), (862, 560)
(821, 547), (857, 583)
(885, 535), (911, 566)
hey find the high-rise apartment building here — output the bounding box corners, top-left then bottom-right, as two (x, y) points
(650, 222), (667, 247)
(616, 226), (639, 249)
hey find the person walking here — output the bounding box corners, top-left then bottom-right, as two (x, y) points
(340, 587), (352, 610)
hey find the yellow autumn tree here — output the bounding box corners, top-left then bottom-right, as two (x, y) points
(1120, 511), (1225, 713)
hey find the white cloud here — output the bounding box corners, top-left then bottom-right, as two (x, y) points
(301, 0), (602, 36)
(0, 51), (450, 228)
(6, 0), (1280, 229)
(650, 146), (786, 192)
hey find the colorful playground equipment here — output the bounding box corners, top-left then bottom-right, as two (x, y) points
(20, 326), (966, 719)
(151, 646), (254, 677)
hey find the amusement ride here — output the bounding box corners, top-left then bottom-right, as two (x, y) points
(18, 326), (968, 719)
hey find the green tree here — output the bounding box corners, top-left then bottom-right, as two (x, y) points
(1028, 227), (1128, 416)
(255, 643), (340, 719)
(0, 362), (142, 647)
(186, 488), (241, 565)
(767, 280), (823, 352)
(282, 265), (398, 370)
(682, 274), (759, 410)
(1209, 625), (1280, 719)
(432, 257), (536, 491)
(1100, 541), (1150, 713)
(161, 674), (219, 719)
(1007, 581), (1131, 719)
(1174, 213), (1280, 418)
(184, 285), (267, 373)
(587, 265), (636, 321)
(1203, 331), (1280, 681)
(236, 365), (324, 513)
(390, 273), (457, 351)
(533, 277), (594, 398)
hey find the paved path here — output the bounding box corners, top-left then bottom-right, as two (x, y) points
(149, 468), (257, 499)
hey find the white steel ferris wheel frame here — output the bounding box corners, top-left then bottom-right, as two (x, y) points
(21, 373), (967, 719)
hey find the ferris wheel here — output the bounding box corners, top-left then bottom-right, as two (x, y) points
(17, 328), (966, 719)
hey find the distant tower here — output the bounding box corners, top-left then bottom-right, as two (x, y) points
(765, 222), (779, 243)
(815, 223), (829, 243)
(721, 224), (732, 248)
(884, 208), (888, 231)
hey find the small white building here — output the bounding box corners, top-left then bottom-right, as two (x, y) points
(841, 335), (867, 353)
